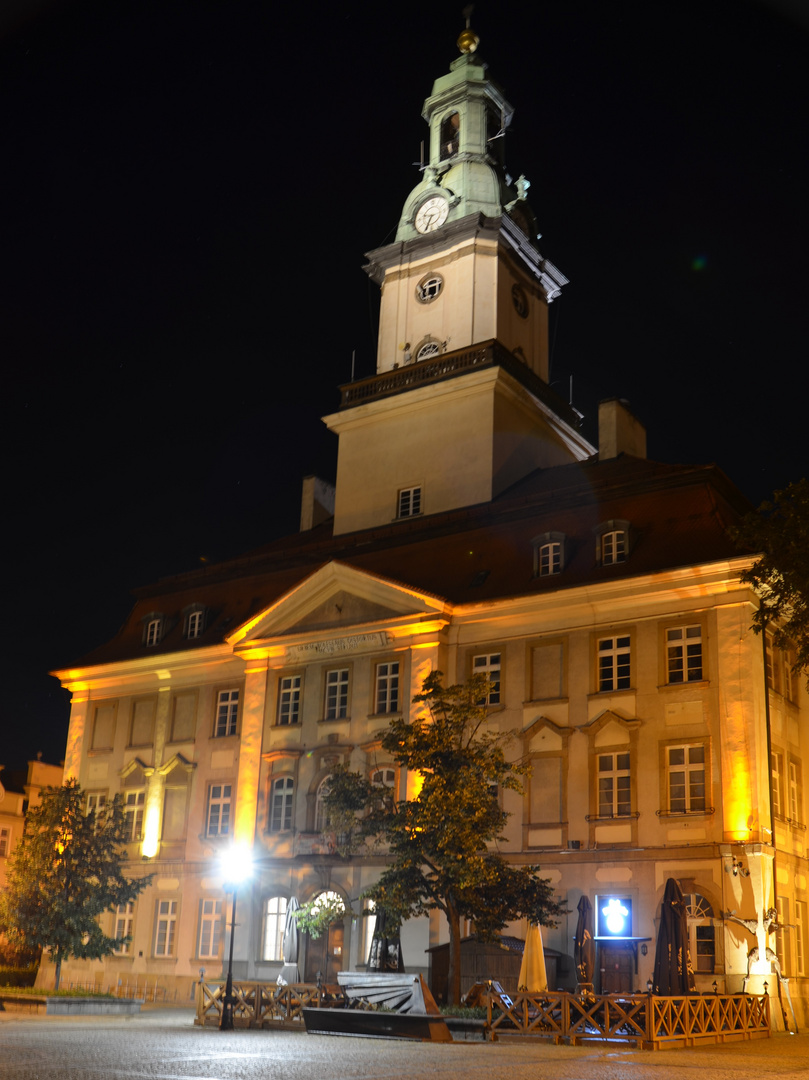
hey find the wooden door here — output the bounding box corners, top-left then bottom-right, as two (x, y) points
(304, 921), (344, 985)
(599, 944), (633, 993)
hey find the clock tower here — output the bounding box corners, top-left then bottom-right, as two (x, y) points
(324, 23), (594, 536)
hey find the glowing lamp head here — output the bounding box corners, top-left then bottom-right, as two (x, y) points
(219, 845), (253, 889)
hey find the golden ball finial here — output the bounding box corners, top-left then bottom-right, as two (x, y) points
(457, 27), (479, 54)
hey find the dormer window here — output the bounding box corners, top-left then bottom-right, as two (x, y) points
(533, 532), (566, 577)
(440, 111), (460, 160)
(184, 608), (205, 640)
(145, 617), (163, 647)
(596, 520), (631, 566)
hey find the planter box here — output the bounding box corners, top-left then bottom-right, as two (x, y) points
(46, 997), (143, 1016)
(302, 1006), (452, 1041)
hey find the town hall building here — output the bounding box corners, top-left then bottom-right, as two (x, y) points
(51, 24), (807, 1024)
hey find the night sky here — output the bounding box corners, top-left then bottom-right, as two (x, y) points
(3, 0), (807, 771)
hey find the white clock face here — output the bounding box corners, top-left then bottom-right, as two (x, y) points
(414, 196), (449, 234)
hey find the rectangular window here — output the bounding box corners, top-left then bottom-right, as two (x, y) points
(324, 669), (349, 719)
(206, 783), (232, 838)
(186, 610), (204, 639)
(601, 530), (626, 565)
(0, 827), (10, 857)
(473, 653), (501, 705)
(130, 698), (156, 746)
(666, 626), (703, 683)
(146, 618), (162, 647)
(598, 752), (631, 817)
(262, 896), (288, 961)
(667, 744), (706, 813)
(375, 662), (400, 714)
(86, 792), (107, 820)
(772, 751), (785, 818)
(277, 675), (301, 726)
(538, 541), (562, 576)
(91, 702), (116, 750)
(198, 899), (223, 959)
(776, 896), (791, 973)
(797, 901), (808, 977)
(789, 759), (802, 824)
(598, 636), (631, 691)
(114, 902), (135, 955)
(397, 486), (422, 518)
(269, 777), (294, 832)
(123, 790), (145, 841)
(765, 632), (783, 695)
(154, 899), (178, 957)
(215, 689), (239, 737)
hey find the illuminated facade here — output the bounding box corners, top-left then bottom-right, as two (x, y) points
(51, 28), (807, 1026)
(0, 760), (65, 890)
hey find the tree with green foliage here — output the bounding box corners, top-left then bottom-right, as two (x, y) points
(323, 671), (565, 1004)
(733, 478), (809, 681)
(0, 780), (151, 989)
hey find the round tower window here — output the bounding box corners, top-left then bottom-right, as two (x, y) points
(416, 274), (444, 304)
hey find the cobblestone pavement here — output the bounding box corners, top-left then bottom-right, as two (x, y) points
(1, 1008), (809, 1080)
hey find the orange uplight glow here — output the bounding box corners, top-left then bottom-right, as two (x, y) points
(407, 770), (425, 801)
(234, 669), (265, 846)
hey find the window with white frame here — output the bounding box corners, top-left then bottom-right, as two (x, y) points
(206, 783), (232, 838)
(598, 753), (631, 817)
(154, 899), (178, 956)
(416, 341), (440, 361)
(262, 896), (288, 961)
(772, 751), (785, 818)
(0, 827), (10, 857)
(375, 662), (400, 714)
(86, 792), (107, 822)
(599, 529), (626, 566)
(667, 744), (706, 813)
(538, 541), (562, 576)
(361, 898), (377, 965)
(186, 609), (204, 639)
(397, 486), (422, 518)
(685, 893), (715, 973)
(268, 776), (294, 832)
(416, 274), (443, 303)
(277, 675), (301, 725)
(789, 759), (803, 825)
(198, 898), (223, 959)
(324, 669), (349, 720)
(123, 790), (145, 841)
(473, 653), (501, 705)
(113, 901), (135, 954)
(598, 636), (631, 691)
(371, 767), (396, 809)
(145, 617), (163, 647)
(533, 533), (565, 578)
(214, 689), (239, 737)
(797, 900), (808, 976)
(666, 625), (703, 683)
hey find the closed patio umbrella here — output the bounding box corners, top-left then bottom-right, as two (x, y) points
(573, 896), (595, 992)
(652, 878), (695, 995)
(518, 922), (548, 992)
(278, 897), (301, 984)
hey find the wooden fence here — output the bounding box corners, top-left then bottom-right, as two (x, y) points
(195, 981), (345, 1028)
(486, 988), (771, 1049)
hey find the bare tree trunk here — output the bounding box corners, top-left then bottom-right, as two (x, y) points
(446, 905), (462, 1006)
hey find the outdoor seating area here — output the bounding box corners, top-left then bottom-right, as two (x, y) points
(485, 986), (771, 1050)
(195, 980), (345, 1029)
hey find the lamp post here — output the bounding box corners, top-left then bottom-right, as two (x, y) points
(219, 846), (252, 1032)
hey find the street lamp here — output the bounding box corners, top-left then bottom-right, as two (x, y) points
(219, 845), (253, 1031)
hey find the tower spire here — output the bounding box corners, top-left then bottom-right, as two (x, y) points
(458, 5), (479, 54)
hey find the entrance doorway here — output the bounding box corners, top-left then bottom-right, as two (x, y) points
(304, 921), (344, 984)
(599, 943), (634, 993)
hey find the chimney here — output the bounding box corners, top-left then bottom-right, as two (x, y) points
(300, 475), (335, 532)
(598, 399), (647, 460)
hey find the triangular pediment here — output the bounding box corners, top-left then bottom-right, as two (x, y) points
(228, 561), (449, 646)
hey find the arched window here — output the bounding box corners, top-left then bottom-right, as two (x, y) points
(685, 892), (715, 973)
(262, 895), (288, 961)
(440, 111), (460, 159)
(416, 340), (441, 362)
